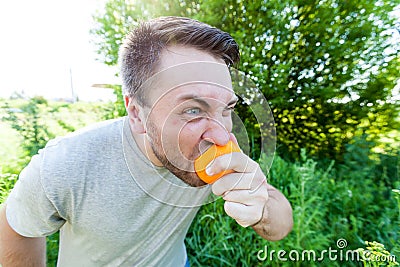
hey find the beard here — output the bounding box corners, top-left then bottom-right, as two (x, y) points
(146, 121), (206, 187)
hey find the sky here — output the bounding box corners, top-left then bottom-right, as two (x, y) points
(0, 0), (118, 101)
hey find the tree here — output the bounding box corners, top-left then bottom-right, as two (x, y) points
(91, 0), (400, 161)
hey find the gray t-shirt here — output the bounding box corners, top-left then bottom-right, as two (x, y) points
(6, 117), (212, 266)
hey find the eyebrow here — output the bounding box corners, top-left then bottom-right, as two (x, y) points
(176, 94), (238, 108)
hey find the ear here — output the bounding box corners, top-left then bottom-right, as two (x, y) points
(124, 95), (146, 134)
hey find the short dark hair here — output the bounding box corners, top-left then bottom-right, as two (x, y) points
(119, 16), (240, 104)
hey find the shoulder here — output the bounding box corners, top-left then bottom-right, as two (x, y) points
(32, 118), (126, 215)
(40, 117), (126, 179)
(46, 117), (124, 151)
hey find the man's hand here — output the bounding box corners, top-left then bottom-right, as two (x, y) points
(208, 152), (293, 240)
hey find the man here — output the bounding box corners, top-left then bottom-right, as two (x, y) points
(0, 17), (292, 266)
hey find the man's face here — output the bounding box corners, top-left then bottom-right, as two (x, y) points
(141, 46), (237, 187)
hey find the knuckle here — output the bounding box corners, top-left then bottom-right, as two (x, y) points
(223, 201), (231, 215)
(249, 205), (263, 222)
(211, 183), (223, 196)
(224, 201), (235, 217)
(255, 167), (265, 178)
(247, 157), (257, 169)
(239, 221), (251, 228)
(250, 174), (267, 191)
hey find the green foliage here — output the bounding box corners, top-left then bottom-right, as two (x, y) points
(90, 0), (186, 66)
(2, 97), (54, 157)
(185, 198), (260, 266)
(46, 232), (59, 267)
(324, 138), (399, 261)
(91, 0), (400, 162)
(102, 84), (127, 119)
(259, 151), (334, 266)
(357, 241), (399, 267)
(0, 171), (17, 204)
(392, 189), (400, 259)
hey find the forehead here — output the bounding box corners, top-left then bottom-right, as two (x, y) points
(157, 45), (226, 71)
(142, 46), (234, 106)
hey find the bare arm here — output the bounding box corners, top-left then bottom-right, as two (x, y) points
(0, 204), (46, 267)
(251, 184), (293, 241)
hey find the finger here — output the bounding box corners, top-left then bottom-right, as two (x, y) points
(206, 152), (258, 176)
(222, 184), (269, 205)
(224, 201), (263, 228)
(211, 168), (266, 196)
(212, 172), (252, 195)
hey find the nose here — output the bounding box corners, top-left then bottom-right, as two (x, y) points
(201, 117), (230, 146)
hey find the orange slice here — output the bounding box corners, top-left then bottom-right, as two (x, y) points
(194, 140), (241, 184)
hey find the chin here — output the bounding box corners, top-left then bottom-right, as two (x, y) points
(166, 164), (207, 187)
(151, 145), (205, 186)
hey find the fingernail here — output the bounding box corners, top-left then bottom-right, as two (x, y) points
(206, 162), (214, 176)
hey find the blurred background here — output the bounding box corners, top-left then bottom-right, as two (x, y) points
(0, 0), (399, 266)
(0, 0), (118, 101)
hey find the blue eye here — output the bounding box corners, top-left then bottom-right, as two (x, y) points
(185, 108), (201, 115)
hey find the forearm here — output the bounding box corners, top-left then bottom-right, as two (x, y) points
(0, 204), (46, 267)
(252, 186), (293, 241)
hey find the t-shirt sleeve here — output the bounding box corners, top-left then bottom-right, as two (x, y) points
(5, 150), (66, 237)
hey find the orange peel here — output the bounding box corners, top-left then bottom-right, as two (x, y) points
(194, 140), (241, 184)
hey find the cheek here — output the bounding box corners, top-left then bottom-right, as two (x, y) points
(159, 118), (203, 150)
(178, 120), (207, 147)
(224, 117), (233, 132)
(180, 122), (203, 140)
(178, 117), (233, 141)
(154, 113), (182, 135)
